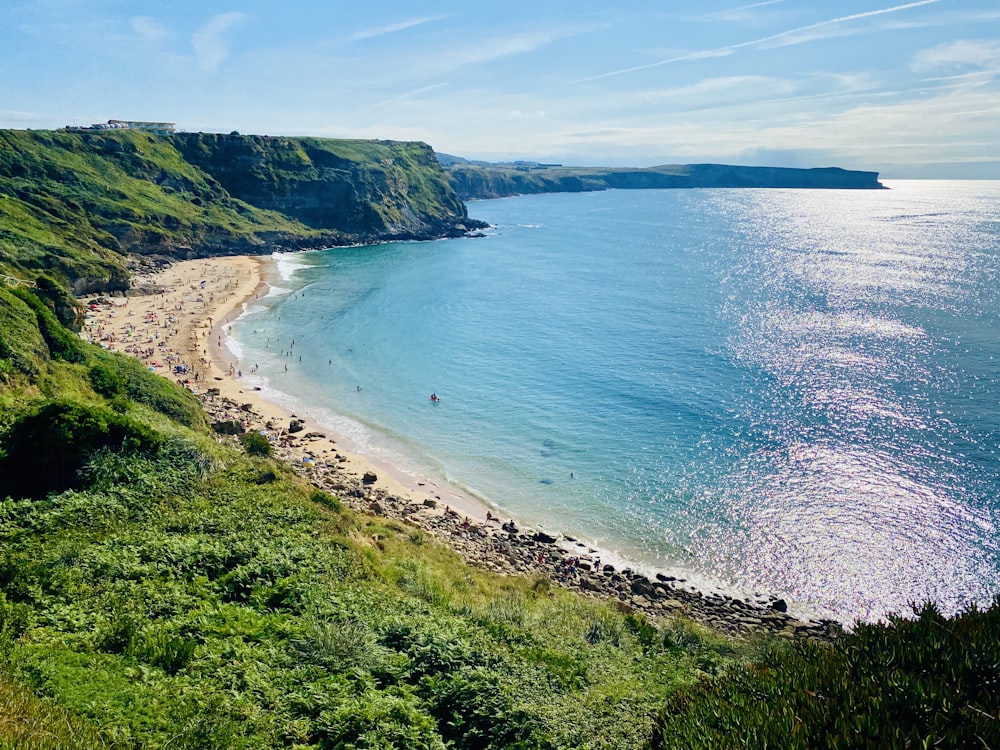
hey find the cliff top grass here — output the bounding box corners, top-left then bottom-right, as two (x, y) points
(0, 129), (471, 298)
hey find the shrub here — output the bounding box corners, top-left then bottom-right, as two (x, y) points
(133, 629), (197, 675)
(419, 667), (549, 750)
(310, 488), (343, 512)
(12, 286), (87, 363)
(650, 601), (1000, 749)
(87, 362), (125, 398)
(239, 430), (271, 456)
(0, 399), (163, 498)
(88, 352), (205, 428)
(314, 691), (443, 750)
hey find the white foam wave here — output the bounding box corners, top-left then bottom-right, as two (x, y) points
(271, 251), (309, 283)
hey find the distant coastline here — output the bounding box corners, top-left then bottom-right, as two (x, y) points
(439, 156), (884, 200)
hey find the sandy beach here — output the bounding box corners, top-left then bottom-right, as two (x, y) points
(81, 255), (492, 522)
(80, 255), (838, 640)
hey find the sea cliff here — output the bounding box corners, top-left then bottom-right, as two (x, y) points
(0, 129), (478, 297)
(444, 160), (884, 199)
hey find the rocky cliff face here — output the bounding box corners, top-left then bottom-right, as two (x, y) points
(170, 134), (477, 241)
(0, 129), (479, 296)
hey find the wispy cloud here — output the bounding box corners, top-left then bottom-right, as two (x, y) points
(370, 83), (449, 109)
(417, 26), (589, 76)
(131, 16), (168, 42)
(192, 12), (246, 72)
(703, 0), (786, 23)
(349, 15), (446, 42)
(583, 0), (941, 81)
(912, 39), (1000, 73)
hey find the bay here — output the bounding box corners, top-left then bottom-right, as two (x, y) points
(232, 181), (1000, 622)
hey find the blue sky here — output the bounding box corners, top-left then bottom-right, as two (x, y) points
(2, 1), (998, 177)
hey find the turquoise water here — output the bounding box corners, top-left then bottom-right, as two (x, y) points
(232, 181), (1000, 622)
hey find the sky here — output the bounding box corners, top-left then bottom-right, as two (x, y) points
(2, 0), (999, 177)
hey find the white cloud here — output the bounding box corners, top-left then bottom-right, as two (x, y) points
(348, 15), (446, 42)
(413, 23), (599, 77)
(369, 83), (449, 110)
(703, 0), (786, 23)
(912, 39), (1000, 74)
(131, 16), (168, 42)
(192, 12), (246, 73)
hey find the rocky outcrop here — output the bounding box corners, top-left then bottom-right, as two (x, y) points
(170, 133), (481, 241)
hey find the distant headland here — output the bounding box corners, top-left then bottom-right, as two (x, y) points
(438, 154), (884, 198)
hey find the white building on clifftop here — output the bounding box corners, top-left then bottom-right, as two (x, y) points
(66, 119), (175, 135)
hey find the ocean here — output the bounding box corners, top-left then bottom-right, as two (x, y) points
(231, 180), (1000, 623)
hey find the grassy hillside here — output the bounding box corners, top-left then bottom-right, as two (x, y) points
(0, 129), (476, 300)
(172, 134), (476, 238)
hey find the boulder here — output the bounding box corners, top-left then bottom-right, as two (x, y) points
(211, 420), (245, 435)
(362, 471), (377, 485)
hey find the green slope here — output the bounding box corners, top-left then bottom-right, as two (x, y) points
(0, 129), (476, 300)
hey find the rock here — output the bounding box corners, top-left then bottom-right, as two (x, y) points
(288, 419), (304, 433)
(211, 420), (245, 435)
(630, 578), (657, 598)
(533, 531), (558, 544)
(422, 498), (438, 508)
(362, 472), (377, 485)
(369, 501), (384, 515)
(770, 598), (788, 613)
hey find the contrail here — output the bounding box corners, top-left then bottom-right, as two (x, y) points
(582, 0), (941, 82)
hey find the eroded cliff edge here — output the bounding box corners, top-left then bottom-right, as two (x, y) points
(0, 129), (480, 296)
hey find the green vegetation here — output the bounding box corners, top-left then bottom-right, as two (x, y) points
(0, 133), (993, 748)
(240, 430), (272, 457)
(0, 129), (475, 299)
(172, 134), (475, 237)
(651, 602), (1000, 748)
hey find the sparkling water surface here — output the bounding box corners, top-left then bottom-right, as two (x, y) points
(233, 181), (1000, 622)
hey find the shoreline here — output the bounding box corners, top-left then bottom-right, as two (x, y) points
(81, 254), (839, 641)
